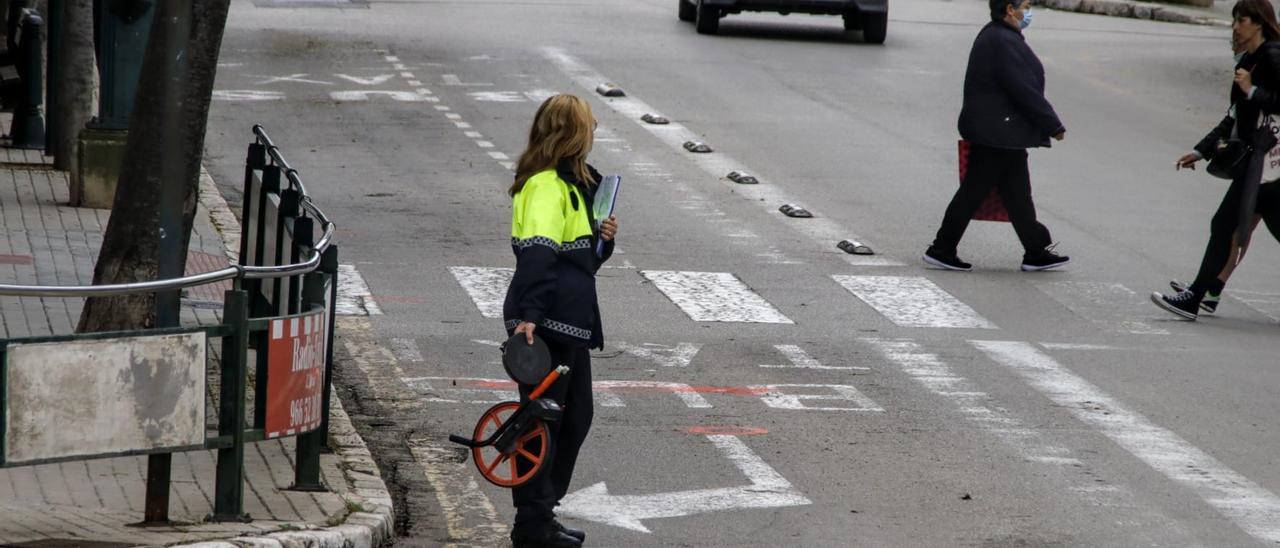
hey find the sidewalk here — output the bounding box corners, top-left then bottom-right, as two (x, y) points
(1033, 0), (1232, 25)
(0, 147), (392, 547)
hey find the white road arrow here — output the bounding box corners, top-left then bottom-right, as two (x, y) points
(334, 73), (396, 86)
(557, 435), (810, 533)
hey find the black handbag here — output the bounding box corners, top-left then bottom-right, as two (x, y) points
(1207, 139), (1250, 180)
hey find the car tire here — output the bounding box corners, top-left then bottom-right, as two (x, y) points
(861, 12), (887, 44)
(679, 0), (696, 22)
(842, 13), (861, 31)
(695, 0), (720, 34)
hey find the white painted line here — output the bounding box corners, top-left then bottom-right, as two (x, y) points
(334, 74), (395, 86)
(434, 105), (451, 111)
(472, 339), (503, 348)
(408, 439), (509, 546)
(1039, 343), (1120, 351)
(593, 380), (713, 409)
(615, 341), (702, 368)
(464, 131), (483, 138)
(1036, 282), (1169, 335)
(751, 384), (882, 412)
(476, 140), (495, 148)
(212, 90), (286, 101)
(454, 122), (472, 129)
(973, 340), (1280, 544)
(469, 91), (529, 102)
(487, 151), (509, 160)
(833, 275), (996, 329)
(559, 435), (810, 533)
(392, 63), (408, 70)
(449, 266), (512, 319)
(499, 161), (516, 171)
(445, 113), (462, 120)
(760, 344), (870, 371)
(384, 55), (400, 63)
(543, 48), (899, 267)
(407, 80), (424, 87)
(337, 264), (383, 315)
(642, 271), (793, 324)
(416, 87), (435, 97)
(401, 71), (415, 79)
(330, 90), (432, 102)
(391, 338), (425, 363)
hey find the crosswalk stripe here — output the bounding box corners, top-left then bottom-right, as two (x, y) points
(449, 266), (512, 319)
(337, 264), (382, 315)
(642, 270), (793, 324)
(833, 275), (995, 329)
(973, 340), (1280, 544)
(1035, 281), (1168, 335)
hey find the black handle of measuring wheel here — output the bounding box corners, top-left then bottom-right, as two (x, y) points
(449, 435), (478, 448)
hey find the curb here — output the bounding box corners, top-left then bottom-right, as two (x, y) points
(1034, 0), (1228, 25)
(169, 166), (396, 548)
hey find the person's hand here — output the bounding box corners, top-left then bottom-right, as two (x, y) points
(600, 216), (618, 241)
(1176, 153), (1200, 170)
(1236, 68), (1253, 93)
(1052, 130), (1066, 141)
(515, 321), (536, 345)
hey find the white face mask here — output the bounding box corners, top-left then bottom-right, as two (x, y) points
(1021, 8), (1033, 29)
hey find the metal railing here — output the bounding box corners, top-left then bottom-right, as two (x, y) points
(0, 126), (340, 523)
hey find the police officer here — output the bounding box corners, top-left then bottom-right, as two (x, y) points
(923, 0), (1070, 272)
(503, 94), (618, 548)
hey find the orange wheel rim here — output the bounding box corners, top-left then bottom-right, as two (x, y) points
(471, 402), (549, 487)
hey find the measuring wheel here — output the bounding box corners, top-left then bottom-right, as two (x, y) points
(470, 401), (550, 487)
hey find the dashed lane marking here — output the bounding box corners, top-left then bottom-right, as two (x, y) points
(543, 47), (900, 267)
(833, 275), (996, 329)
(642, 270), (793, 324)
(973, 340), (1280, 544)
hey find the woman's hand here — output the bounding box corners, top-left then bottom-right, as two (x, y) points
(600, 216), (619, 241)
(1176, 153), (1200, 170)
(1236, 68), (1253, 93)
(515, 321), (536, 345)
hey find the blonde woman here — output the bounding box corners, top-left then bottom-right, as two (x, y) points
(502, 94), (617, 547)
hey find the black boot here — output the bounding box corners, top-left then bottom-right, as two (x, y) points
(553, 519), (586, 542)
(511, 521), (584, 548)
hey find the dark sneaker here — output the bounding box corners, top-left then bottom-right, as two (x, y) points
(1021, 247), (1070, 271)
(1169, 280), (1220, 314)
(1150, 290), (1199, 320)
(923, 247), (972, 271)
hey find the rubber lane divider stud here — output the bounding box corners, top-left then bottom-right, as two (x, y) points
(779, 204), (813, 218)
(596, 82), (626, 97)
(684, 141), (713, 153)
(837, 239), (874, 255)
(641, 113), (670, 125)
(727, 171), (758, 185)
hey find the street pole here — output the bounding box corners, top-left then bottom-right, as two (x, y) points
(147, 1), (193, 525)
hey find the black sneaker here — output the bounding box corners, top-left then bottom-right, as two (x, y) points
(1169, 280), (1220, 314)
(1150, 290), (1200, 320)
(1021, 247), (1070, 271)
(923, 247), (972, 271)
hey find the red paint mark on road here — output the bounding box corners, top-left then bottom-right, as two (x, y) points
(683, 425), (768, 436)
(456, 379), (769, 397)
(0, 254), (33, 265)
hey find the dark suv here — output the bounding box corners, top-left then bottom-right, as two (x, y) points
(678, 0), (888, 43)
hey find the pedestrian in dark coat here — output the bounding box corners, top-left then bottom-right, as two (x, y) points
(1152, 0), (1280, 320)
(923, 0), (1070, 272)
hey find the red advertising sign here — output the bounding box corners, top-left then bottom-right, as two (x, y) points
(266, 311), (327, 439)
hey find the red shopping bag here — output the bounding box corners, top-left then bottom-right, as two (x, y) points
(958, 140), (1010, 222)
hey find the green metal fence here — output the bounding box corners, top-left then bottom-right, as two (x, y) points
(0, 125), (338, 523)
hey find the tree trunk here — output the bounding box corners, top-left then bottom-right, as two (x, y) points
(77, 0), (231, 333)
(51, 0), (96, 171)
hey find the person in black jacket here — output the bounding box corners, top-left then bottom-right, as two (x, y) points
(503, 94), (618, 547)
(923, 0), (1070, 272)
(1152, 0), (1280, 320)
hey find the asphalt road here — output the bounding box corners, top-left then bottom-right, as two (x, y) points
(204, 0), (1280, 545)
